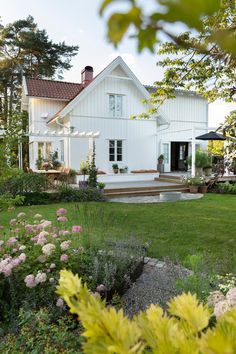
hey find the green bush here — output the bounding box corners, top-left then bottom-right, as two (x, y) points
(0, 170), (48, 197)
(187, 149), (210, 168)
(0, 308), (83, 354)
(215, 182), (236, 194)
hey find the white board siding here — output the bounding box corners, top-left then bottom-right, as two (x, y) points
(158, 95), (208, 142)
(72, 77), (149, 119)
(70, 115), (157, 172)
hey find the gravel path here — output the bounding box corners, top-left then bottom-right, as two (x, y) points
(122, 258), (191, 317)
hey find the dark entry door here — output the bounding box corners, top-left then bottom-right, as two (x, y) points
(171, 142), (188, 171)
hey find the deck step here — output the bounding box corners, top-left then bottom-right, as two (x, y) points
(105, 184), (185, 193)
(155, 177), (183, 184)
(105, 187), (190, 198)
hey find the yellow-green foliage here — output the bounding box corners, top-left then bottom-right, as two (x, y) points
(57, 270), (236, 354)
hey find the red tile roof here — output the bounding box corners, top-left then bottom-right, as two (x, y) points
(25, 77), (84, 100)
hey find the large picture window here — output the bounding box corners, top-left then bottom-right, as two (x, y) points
(109, 94), (123, 117)
(37, 142), (52, 160)
(109, 140), (123, 162)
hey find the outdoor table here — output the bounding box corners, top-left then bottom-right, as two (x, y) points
(33, 170), (62, 184)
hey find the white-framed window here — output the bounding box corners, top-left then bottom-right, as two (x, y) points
(109, 94), (123, 117)
(109, 140), (123, 162)
(60, 140), (64, 162)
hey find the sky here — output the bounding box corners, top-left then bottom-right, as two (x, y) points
(1, 0), (235, 126)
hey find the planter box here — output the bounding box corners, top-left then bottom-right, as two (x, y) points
(198, 185), (208, 193)
(189, 185), (199, 193)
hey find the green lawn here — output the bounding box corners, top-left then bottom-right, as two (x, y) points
(0, 194), (235, 273)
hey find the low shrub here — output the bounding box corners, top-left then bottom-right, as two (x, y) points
(0, 170), (48, 197)
(0, 308), (83, 353)
(215, 182), (236, 194)
(57, 270), (236, 354)
(22, 187), (104, 205)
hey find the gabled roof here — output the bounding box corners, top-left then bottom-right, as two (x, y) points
(47, 56), (150, 123)
(25, 77), (84, 100)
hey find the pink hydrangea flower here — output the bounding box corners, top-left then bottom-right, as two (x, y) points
(60, 254), (68, 262)
(214, 300), (230, 317)
(34, 214), (42, 219)
(11, 258), (21, 267)
(15, 228), (21, 233)
(17, 212), (26, 219)
(56, 208), (67, 216)
(40, 220), (52, 229)
(226, 287), (236, 307)
(24, 274), (36, 288)
(2, 264), (13, 277)
(52, 233), (58, 238)
(56, 298), (64, 308)
(72, 225), (82, 233)
(60, 241), (71, 251)
(25, 224), (34, 233)
(9, 219), (17, 226)
(35, 272), (47, 284)
(19, 253), (26, 262)
(6, 237), (18, 246)
(42, 243), (56, 256)
(57, 216), (68, 222)
(0, 226), (4, 230)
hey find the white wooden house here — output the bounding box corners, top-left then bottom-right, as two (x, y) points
(21, 56), (208, 174)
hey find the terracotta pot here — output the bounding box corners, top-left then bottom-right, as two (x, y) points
(189, 185), (199, 193)
(198, 185), (208, 194)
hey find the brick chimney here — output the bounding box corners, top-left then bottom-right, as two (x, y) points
(81, 66), (93, 86)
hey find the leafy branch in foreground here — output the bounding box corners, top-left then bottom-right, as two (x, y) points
(57, 270), (236, 354)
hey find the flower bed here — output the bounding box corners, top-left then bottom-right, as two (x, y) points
(0, 208), (145, 328)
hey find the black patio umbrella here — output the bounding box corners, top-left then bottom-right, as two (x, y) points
(195, 131), (226, 140)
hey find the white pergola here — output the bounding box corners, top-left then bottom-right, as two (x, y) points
(19, 130), (100, 169)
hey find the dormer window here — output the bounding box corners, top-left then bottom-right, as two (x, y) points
(109, 94), (123, 117)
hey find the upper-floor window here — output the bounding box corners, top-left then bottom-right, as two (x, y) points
(109, 94), (123, 117)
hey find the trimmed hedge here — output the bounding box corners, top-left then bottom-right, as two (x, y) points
(0, 171), (48, 197)
(23, 188), (104, 205)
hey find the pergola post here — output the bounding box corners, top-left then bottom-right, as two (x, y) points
(192, 127), (196, 177)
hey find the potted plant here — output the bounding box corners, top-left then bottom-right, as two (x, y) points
(97, 182), (105, 194)
(79, 160), (89, 189)
(42, 161), (51, 171)
(158, 154), (164, 164)
(203, 164), (212, 177)
(112, 163), (119, 174)
(182, 176), (202, 193)
(67, 169), (77, 184)
(198, 177), (208, 194)
(187, 150), (209, 177)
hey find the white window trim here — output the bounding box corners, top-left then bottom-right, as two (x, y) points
(108, 94), (124, 118)
(109, 139), (124, 163)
